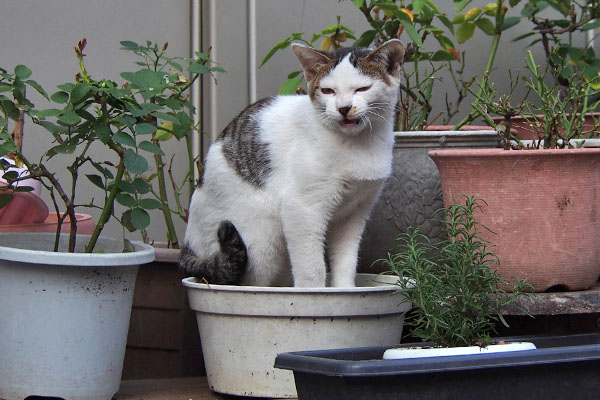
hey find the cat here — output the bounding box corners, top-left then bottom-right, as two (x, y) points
(179, 39), (405, 287)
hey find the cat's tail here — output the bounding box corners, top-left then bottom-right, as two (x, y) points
(179, 220), (248, 285)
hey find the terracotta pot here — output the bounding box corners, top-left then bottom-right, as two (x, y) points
(0, 212), (95, 234)
(429, 148), (600, 292)
(492, 113), (600, 140)
(358, 128), (500, 272)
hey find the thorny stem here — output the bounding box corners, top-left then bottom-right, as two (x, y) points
(85, 142), (125, 253)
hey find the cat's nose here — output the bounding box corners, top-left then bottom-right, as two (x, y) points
(338, 106), (352, 117)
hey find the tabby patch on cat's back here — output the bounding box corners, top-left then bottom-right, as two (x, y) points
(180, 39), (405, 288)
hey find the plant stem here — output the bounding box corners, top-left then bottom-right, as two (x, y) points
(154, 148), (179, 247)
(454, 0), (505, 129)
(85, 144), (125, 253)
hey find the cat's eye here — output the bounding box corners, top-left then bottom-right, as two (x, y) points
(355, 86), (371, 92)
(320, 87), (335, 95)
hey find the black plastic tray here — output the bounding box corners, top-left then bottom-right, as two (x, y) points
(274, 334), (600, 400)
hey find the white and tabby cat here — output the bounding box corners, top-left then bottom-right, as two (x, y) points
(180, 39), (405, 287)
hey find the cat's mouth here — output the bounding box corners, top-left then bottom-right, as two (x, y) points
(341, 118), (359, 126)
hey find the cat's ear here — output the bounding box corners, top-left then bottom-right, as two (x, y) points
(292, 43), (332, 82)
(366, 39), (405, 78)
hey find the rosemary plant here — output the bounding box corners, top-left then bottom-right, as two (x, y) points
(381, 196), (532, 348)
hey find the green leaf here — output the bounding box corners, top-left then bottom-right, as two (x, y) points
(354, 30), (377, 47)
(94, 125), (111, 144)
(25, 79), (49, 100)
(397, 11), (423, 47)
(124, 149), (148, 173)
(70, 83), (91, 104)
(210, 66), (226, 73)
(131, 207), (150, 230)
(113, 131), (137, 147)
(58, 111), (81, 125)
(456, 22), (476, 43)
(86, 174), (105, 189)
(279, 77), (303, 95)
(14, 65), (32, 80)
(453, 0), (472, 12)
(120, 40), (139, 50)
(431, 50), (458, 61)
(412, 0), (426, 13)
(117, 192), (137, 207)
(48, 141), (76, 156)
(120, 70), (167, 91)
(352, 0), (365, 8)
(475, 17), (495, 35)
(33, 108), (62, 118)
(151, 111), (180, 124)
(118, 180), (136, 193)
(438, 15), (455, 35)
(136, 123), (157, 135)
(51, 91), (70, 104)
(37, 120), (63, 137)
(139, 140), (165, 155)
(0, 193), (13, 208)
(139, 198), (162, 210)
(56, 83), (74, 92)
(583, 19), (600, 31)
(501, 16), (521, 31)
(91, 161), (114, 179)
(287, 70), (302, 79)
(0, 142), (18, 157)
(121, 209), (136, 232)
(259, 37), (292, 67)
(188, 63), (209, 75)
(132, 177), (150, 194)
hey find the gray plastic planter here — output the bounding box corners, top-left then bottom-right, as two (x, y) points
(275, 333), (600, 400)
(0, 233), (154, 400)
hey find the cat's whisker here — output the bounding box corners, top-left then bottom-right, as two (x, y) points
(367, 111), (390, 125)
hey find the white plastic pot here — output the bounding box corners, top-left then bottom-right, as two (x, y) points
(182, 273), (410, 398)
(0, 232), (155, 400)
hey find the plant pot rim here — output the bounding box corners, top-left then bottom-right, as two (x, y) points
(429, 146), (600, 158)
(182, 273), (400, 294)
(0, 232), (155, 266)
(394, 129), (497, 137)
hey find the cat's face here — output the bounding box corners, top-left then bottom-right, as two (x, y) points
(293, 40), (405, 135)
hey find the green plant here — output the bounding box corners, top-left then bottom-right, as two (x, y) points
(516, 0), (600, 86)
(472, 50), (600, 149)
(381, 196), (532, 348)
(0, 39), (222, 252)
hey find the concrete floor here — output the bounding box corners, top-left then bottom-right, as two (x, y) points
(115, 377), (288, 400)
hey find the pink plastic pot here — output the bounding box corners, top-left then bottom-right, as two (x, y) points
(0, 212), (95, 235)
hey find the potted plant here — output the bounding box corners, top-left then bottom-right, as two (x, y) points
(429, 50), (600, 293)
(491, 0), (600, 139)
(0, 38), (220, 398)
(274, 197), (600, 399)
